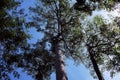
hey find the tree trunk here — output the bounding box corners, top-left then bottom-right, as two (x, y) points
(88, 50), (104, 80)
(55, 40), (68, 80)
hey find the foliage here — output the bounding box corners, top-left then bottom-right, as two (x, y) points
(81, 15), (120, 78)
(0, 0), (30, 80)
(1, 0), (119, 80)
(20, 40), (55, 80)
(29, 0), (84, 61)
(20, 0), (120, 80)
(73, 1), (120, 79)
(21, 0), (85, 79)
(74, 0), (120, 14)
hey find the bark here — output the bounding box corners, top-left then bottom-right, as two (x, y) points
(55, 40), (68, 80)
(88, 49), (104, 80)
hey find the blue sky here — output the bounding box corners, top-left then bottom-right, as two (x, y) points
(9, 0), (120, 80)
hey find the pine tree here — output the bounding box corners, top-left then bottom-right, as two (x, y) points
(74, 0), (120, 80)
(81, 15), (120, 80)
(28, 0), (83, 80)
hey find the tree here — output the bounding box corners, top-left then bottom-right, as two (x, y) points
(73, 0), (120, 80)
(80, 15), (120, 80)
(0, 0), (83, 80)
(28, 0), (84, 80)
(0, 0), (30, 79)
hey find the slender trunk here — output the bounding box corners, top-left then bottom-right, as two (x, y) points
(88, 50), (104, 80)
(55, 40), (68, 80)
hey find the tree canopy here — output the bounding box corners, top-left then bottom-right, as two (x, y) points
(0, 0), (120, 80)
(80, 15), (120, 79)
(0, 0), (30, 79)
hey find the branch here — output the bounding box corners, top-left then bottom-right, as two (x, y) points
(62, 36), (85, 64)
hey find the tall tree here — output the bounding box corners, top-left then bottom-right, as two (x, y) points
(28, 0), (84, 80)
(0, 0), (84, 80)
(81, 15), (120, 80)
(73, 0), (120, 80)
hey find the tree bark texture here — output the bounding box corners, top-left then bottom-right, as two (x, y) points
(55, 41), (68, 80)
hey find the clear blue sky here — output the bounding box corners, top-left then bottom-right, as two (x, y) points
(9, 0), (120, 80)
